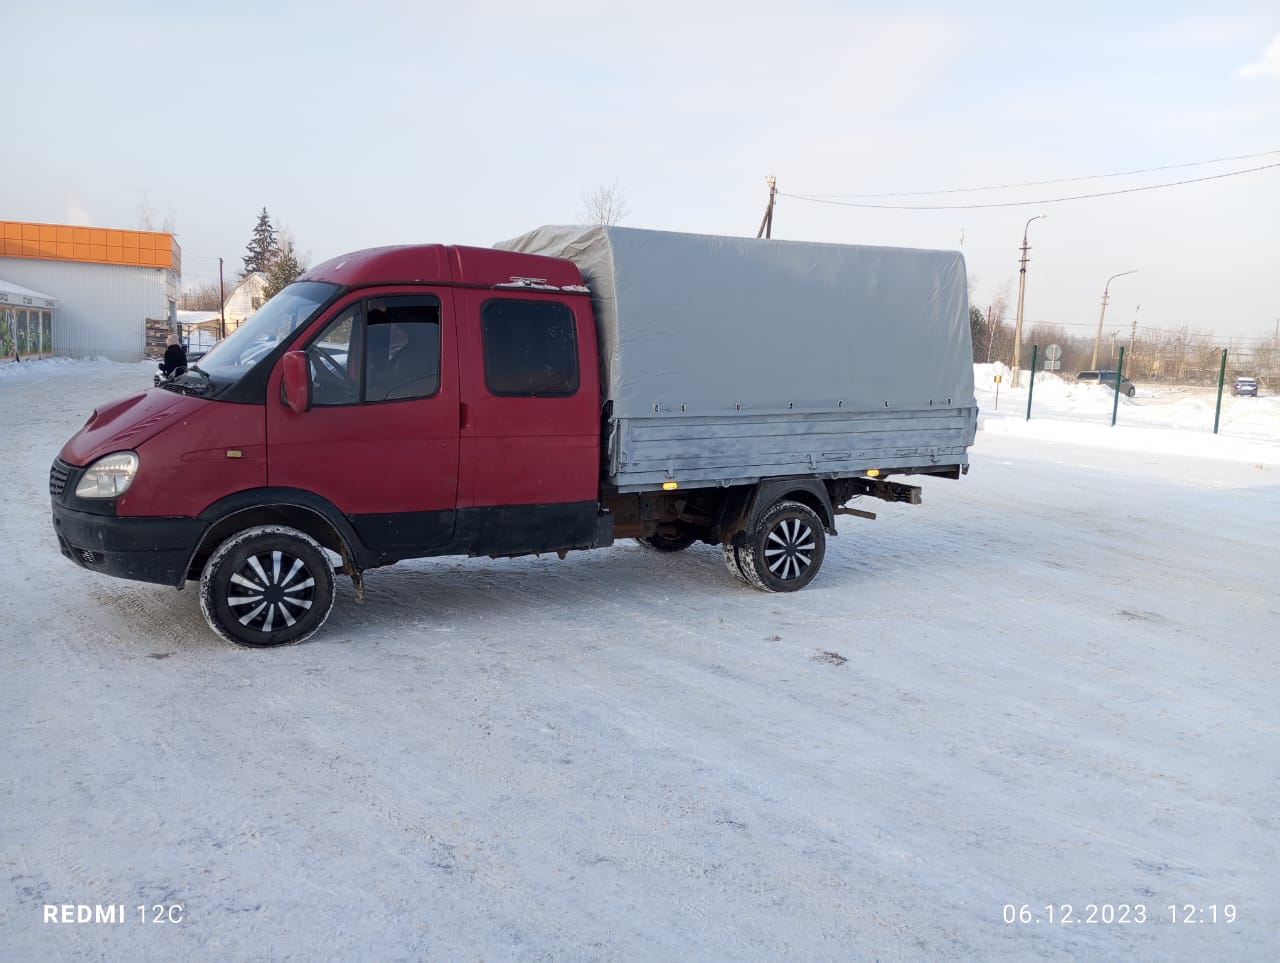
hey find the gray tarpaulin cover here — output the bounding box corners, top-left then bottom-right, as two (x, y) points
(497, 225), (977, 490)
(497, 225), (976, 418)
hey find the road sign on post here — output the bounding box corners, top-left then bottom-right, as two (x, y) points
(1044, 343), (1062, 371)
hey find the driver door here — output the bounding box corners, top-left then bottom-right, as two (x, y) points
(266, 290), (460, 559)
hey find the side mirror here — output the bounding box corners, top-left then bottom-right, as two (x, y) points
(282, 351), (311, 413)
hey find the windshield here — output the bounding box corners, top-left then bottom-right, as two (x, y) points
(168, 281), (338, 393)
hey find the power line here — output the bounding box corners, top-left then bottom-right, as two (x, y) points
(781, 161), (1280, 211)
(797, 148), (1280, 199)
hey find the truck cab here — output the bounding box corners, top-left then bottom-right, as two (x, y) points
(51, 245), (606, 647)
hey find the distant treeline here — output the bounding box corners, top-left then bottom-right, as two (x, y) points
(972, 307), (1277, 388)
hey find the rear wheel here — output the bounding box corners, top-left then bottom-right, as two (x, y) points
(1126, 386), (1136, 397)
(636, 530), (698, 553)
(722, 541), (752, 584)
(199, 525), (336, 648)
(739, 500), (826, 593)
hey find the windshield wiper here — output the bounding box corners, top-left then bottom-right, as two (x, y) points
(160, 379), (210, 397)
(159, 364), (214, 396)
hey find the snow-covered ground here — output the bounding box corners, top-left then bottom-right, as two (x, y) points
(2, 358), (1277, 962)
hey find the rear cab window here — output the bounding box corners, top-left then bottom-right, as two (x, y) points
(480, 298), (579, 397)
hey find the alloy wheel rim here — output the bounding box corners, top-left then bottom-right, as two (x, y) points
(227, 550), (316, 632)
(764, 517), (817, 580)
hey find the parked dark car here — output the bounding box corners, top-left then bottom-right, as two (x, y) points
(1232, 377), (1258, 397)
(1076, 370), (1136, 397)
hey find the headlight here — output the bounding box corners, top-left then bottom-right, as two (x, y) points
(75, 452), (140, 499)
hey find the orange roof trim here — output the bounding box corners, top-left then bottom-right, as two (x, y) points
(0, 219), (180, 271)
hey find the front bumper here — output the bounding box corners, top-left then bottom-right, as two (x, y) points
(51, 501), (205, 587)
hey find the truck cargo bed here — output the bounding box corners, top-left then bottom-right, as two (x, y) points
(608, 406), (975, 491)
(498, 225), (979, 492)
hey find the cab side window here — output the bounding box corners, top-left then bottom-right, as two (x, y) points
(306, 296), (441, 406)
(365, 298), (441, 402)
(308, 306), (360, 407)
(481, 299), (578, 397)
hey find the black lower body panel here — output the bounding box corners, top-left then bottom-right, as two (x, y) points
(51, 502), (205, 587)
(349, 500), (607, 562)
(459, 500), (606, 557)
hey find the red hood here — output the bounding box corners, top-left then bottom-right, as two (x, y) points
(59, 389), (208, 467)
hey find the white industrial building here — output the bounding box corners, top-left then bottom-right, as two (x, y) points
(0, 220), (180, 362)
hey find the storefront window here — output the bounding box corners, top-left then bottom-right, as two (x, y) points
(0, 309), (13, 357)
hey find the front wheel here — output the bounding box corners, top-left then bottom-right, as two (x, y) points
(1126, 386), (1136, 397)
(199, 525), (336, 648)
(738, 500), (826, 593)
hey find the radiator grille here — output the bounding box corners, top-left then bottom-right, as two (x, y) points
(49, 460), (70, 497)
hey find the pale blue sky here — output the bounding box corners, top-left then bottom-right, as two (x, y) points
(6, 1), (1279, 338)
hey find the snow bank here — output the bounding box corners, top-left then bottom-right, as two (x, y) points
(974, 362), (1280, 464)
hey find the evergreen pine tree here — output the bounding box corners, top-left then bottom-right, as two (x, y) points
(969, 306), (986, 363)
(242, 207), (279, 275)
(262, 239), (306, 301)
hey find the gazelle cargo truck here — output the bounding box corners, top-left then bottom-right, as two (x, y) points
(51, 225), (977, 647)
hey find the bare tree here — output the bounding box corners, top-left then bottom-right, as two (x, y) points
(275, 223), (307, 260)
(579, 181), (630, 225)
(137, 191), (177, 233)
(262, 226), (310, 302)
(178, 284), (223, 311)
(979, 291), (1012, 364)
(1025, 323), (1069, 358)
(1245, 333), (1280, 390)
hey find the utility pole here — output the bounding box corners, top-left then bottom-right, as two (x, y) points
(1011, 214), (1046, 388)
(218, 257), (226, 340)
(1129, 307), (1139, 371)
(756, 176), (777, 239)
(985, 305), (994, 364)
(1090, 270), (1137, 370)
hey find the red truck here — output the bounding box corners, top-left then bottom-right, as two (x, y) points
(51, 226), (977, 647)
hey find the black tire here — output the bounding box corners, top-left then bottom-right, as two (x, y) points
(722, 541), (752, 585)
(1126, 386), (1136, 397)
(199, 525), (336, 648)
(636, 530), (698, 553)
(739, 500), (826, 593)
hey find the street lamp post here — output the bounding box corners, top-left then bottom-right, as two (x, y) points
(1090, 270), (1137, 371)
(1011, 214), (1046, 388)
